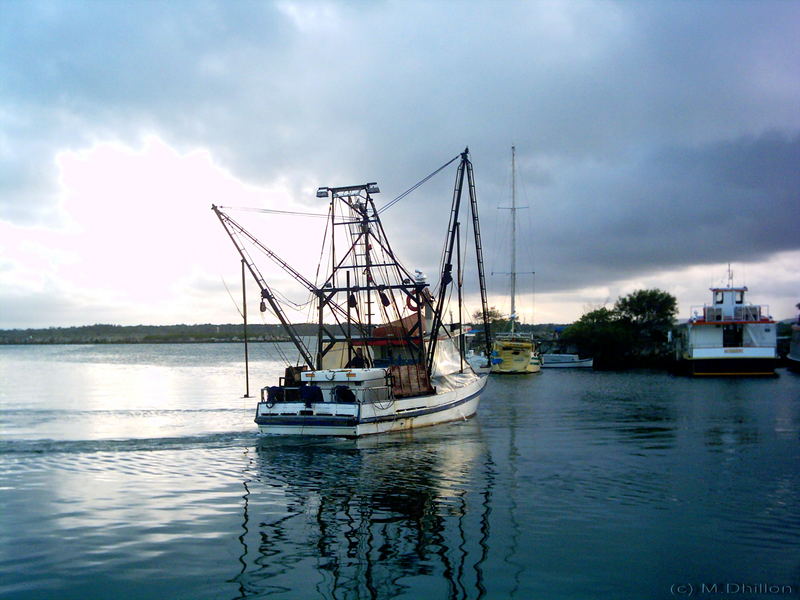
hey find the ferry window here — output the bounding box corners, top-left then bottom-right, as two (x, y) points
(714, 291), (723, 304)
(735, 291), (744, 304)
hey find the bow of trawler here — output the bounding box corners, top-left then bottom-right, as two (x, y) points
(213, 149), (494, 437)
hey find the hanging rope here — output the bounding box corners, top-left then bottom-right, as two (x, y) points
(220, 276), (243, 319)
(257, 304), (292, 366)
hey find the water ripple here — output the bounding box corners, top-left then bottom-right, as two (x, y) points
(1, 347), (799, 600)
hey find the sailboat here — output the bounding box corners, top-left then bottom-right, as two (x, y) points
(213, 149), (494, 437)
(490, 146), (541, 374)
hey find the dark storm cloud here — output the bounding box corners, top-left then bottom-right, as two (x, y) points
(518, 133), (800, 293)
(1, 0), (798, 299)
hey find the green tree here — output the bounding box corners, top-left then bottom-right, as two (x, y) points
(472, 305), (509, 331)
(560, 307), (634, 368)
(473, 306), (504, 322)
(469, 306), (508, 350)
(614, 288), (677, 343)
(560, 289), (678, 369)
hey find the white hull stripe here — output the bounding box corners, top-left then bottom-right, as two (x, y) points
(255, 386), (483, 428)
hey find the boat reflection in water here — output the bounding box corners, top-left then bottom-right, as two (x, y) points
(232, 422), (493, 598)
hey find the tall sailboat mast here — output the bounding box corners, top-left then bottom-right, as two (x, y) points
(510, 145), (517, 334)
(490, 145), (541, 374)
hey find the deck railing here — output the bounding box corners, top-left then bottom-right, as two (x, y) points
(690, 305), (770, 322)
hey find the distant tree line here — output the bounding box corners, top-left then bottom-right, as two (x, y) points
(3, 290), (679, 368)
(0, 323), (319, 345)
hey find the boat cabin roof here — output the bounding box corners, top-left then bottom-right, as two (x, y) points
(710, 286), (748, 293)
(301, 368), (388, 383)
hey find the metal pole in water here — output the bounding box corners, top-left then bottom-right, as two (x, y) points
(242, 258), (250, 398)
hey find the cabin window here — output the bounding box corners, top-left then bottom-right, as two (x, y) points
(735, 291), (744, 304)
(714, 291), (724, 304)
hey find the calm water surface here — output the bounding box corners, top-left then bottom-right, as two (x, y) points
(1, 344), (798, 599)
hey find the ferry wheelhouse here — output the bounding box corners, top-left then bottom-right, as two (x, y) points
(673, 285), (778, 376)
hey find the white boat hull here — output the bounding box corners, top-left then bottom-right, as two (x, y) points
(255, 373), (487, 437)
(540, 354), (594, 368)
(541, 360), (593, 368)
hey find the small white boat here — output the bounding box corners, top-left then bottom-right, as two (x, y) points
(672, 270), (778, 376)
(213, 149), (494, 437)
(540, 353), (594, 369)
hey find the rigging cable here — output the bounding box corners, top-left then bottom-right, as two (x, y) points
(221, 276), (244, 319)
(218, 206), (329, 218)
(377, 154), (461, 214)
(257, 303), (292, 366)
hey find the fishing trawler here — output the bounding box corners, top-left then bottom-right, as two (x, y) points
(490, 146), (540, 374)
(673, 270), (778, 376)
(213, 149), (494, 436)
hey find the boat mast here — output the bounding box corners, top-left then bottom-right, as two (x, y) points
(427, 148), (492, 373)
(510, 145), (517, 334)
(465, 154), (493, 360)
(427, 150), (469, 375)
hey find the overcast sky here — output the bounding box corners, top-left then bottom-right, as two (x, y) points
(1, 0), (798, 329)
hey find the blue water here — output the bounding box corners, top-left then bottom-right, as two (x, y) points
(1, 344), (799, 599)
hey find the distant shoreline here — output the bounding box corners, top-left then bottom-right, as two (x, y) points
(0, 321), (564, 346)
(0, 323), (302, 345)
(0, 338), (291, 346)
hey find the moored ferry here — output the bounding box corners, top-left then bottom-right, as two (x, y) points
(673, 282), (778, 376)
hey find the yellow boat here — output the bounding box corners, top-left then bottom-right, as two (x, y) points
(490, 333), (541, 374)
